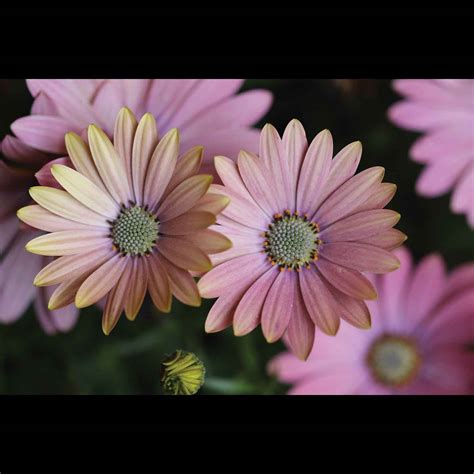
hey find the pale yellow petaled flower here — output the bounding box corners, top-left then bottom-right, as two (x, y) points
(161, 350), (206, 395)
(18, 107), (231, 335)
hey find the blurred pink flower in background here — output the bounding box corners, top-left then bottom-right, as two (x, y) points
(269, 247), (474, 394)
(199, 119), (405, 360)
(1, 79), (272, 333)
(0, 150), (78, 333)
(11, 79), (272, 177)
(388, 79), (474, 227)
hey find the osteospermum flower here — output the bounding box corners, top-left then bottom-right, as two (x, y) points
(0, 151), (79, 333)
(10, 79), (272, 176)
(269, 247), (474, 394)
(388, 79), (474, 227)
(198, 120), (405, 360)
(17, 107), (231, 334)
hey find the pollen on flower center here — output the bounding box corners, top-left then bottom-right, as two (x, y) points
(367, 334), (421, 387)
(111, 205), (159, 256)
(263, 210), (321, 271)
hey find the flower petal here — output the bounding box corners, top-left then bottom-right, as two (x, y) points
(314, 166), (385, 225)
(88, 124), (130, 205)
(317, 257), (377, 300)
(34, 246), (114, 286)
(329, 286), (372, 329)
(51, 164), (119, 217)
(146, 253), (172, 312)
(197, 253), (268, 298)
(284, 283), (315, 361)
(29, 186), (109, 227)
(318, 141), (362, 204)
(352, 183), (397, 214)
(160, 211), (215, 235)
(164, 146), (203, 196)
(65, 132), (108, 192)
(259, 123), (292, 210)
(282, 119), (308, 208)
(157, 175), (213, 221)
(144, 128), (179, 209)
(124, 259), (148, 321)
(214, 155), (256, 199)
(113, 107), (138, 197)
(233, 267), (277, 336)
(26, 230), (109, 256)
(11, 115), (74, 154)
(75, 254), (128, 308)
(179, 229), (232, 254)
(237, 150), (279, 216)
(321, 241), (400, 273)
(17, 205), (95, 232)
(102, 262), (133, 335)
(261, 270), (296, 343)
(364, 228), (407, 250)
(296, 129), (333, 215)
(158, 253), (201, 307)
(131, 113), (159, 205)
(320, 209), (401, 242)
(158, 236), (212, 272)
(299, 268), (341, 335)
(190, 193), (230, 215)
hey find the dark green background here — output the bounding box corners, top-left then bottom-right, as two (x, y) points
(0, 79), (472, 394)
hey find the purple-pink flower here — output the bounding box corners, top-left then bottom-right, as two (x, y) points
(11, 79), (272, 177)
(269, 247), (474, 394)
(388, 79), (474, 227)
(198, 119), (405, 360)
(1, 79), (271, 332)
(0, 142), (79, 333)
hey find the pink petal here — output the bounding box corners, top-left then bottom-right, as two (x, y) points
(198, 253), (269, 298)
(204, 287), (242, 333)
(443, 262), (474, 301)
(237, 150), (278, 217)
(405, 253), (446, 327)
(35, 157), (73, 188)
(75, 254), (128, 308)
(1, 134), (50, 166)
(102, 262), (133, 334)
(158, 253), (201, 307)
(320, 241), (400, 274)
(317, 141), (362, 205)
(157, 236), (212, 273)
(143, 128), (179, 209)
(320, 209), (400, 242)
(160, 211), (215, 236)
(259, 123), (292, 211)
(167, 79), (244, 126)
(213, 183), (268, 231)
(0, 232), (42, 323)
(351, 183), (397, 214)
(233, 267), (277, 336)
(363, 228), (407, 250)
(282, 119), (308, 208)
(124, 259), (148, 321)
(261, 270), (296, 343)
(296, 129), (333, 216)
(314, 167), (385, 226)
(329, 286), (372, 329)
(284, 279), (315, 360)
(299, 268), (341, 335)
(163, 146), (203, 196)
(157, 175), (212, 221)
(317, 257), (377, 300)
(31, 92), (58, 115)
(377, 246), (413, 331)
(12, 115), (77, 154)
(451, 164), (474, 225)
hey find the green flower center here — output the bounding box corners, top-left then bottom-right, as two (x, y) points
(367, 334), (421, 387)
(111, 205), (159, 256)
(263, 211), (321, 271)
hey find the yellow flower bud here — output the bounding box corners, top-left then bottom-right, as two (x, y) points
(160, 350), (206, 395)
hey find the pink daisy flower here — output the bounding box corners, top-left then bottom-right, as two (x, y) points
(198, 120), (405, 360)
(269, 247), (474, 394)
(10, 79), (272, 176)
(388, 79), (474, 227)
(17, 107), (231, 335)
(0, 144), (79, 334)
